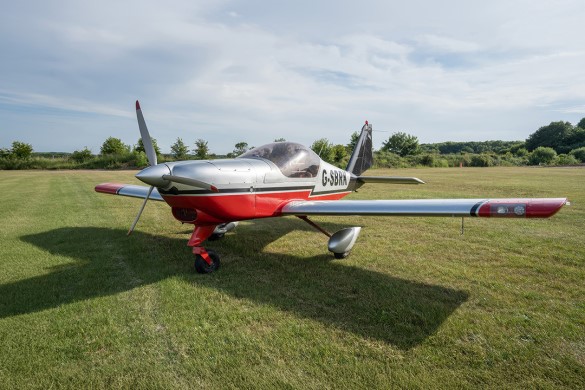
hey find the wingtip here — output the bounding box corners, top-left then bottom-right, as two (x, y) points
(136, 100), (141, 110)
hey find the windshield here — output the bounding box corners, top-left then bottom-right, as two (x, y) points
(239, 142), (320, 178)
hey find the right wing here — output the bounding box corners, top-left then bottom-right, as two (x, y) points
(95, 183), (164, 202)
(281, 198), (567, 218)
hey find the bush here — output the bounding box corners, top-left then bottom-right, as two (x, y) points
(430, 158), (449, 168)
(556, 154), (580, 165)
(133, 151), (149, 168)
(469, 154), (494, 167)
(514, 147), (528, 157)
(373, 150), (406, 168)
(499, 152), (527, 166)
(70, 147), (93, 163)
(418, 154), (436, 167)
(569, 147), (585, 163)
(528, 147), (557, 165)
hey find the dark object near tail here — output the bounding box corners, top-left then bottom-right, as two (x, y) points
(346, 122), (373, 176)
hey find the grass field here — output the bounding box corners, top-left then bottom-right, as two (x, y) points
(0, 167), (584, 389)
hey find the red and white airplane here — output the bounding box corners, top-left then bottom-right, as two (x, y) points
(96, 101), (567, 273)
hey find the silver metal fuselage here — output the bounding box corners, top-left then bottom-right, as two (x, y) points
(135, 157), (353, 224)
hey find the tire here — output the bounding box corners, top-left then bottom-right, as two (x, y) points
(194, 249), (221, 273)
(334, 251), (349, 259)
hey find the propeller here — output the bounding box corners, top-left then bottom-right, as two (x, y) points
(128, 100), (219, 235)
(128, 100), (156, 235)
(136, 100), (157, 166)
(127, 185), (154, 235)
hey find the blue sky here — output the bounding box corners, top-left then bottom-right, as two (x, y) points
(1, 0), (584, 154)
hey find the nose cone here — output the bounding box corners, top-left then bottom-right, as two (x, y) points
(135, 164), (171, 187)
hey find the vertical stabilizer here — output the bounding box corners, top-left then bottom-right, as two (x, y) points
(345, 122), (373, 176)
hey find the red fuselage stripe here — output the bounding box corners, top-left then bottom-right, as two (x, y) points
(162, 188), (351, 223)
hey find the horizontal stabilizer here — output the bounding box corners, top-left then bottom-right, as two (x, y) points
(282, 198), (567, 218)
(357, 176), (425, 185)
(95, 183), (164, 201)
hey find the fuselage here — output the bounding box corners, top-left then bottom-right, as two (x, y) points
(136, 142), (357, 225)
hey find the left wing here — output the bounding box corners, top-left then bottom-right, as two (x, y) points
(95, 183), (164, 202)
(281, 198), (567, 218)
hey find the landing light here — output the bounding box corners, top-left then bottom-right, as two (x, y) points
(488, 203), (527, 217)
(514, 205), (526, 216)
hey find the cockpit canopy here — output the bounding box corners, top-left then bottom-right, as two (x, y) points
(239, 142), (321, 178)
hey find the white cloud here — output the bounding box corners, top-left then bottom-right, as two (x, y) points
(1, 0), (585, 152)
(416, 34), (480, 53)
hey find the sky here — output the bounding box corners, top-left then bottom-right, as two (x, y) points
(1, 0), (584, 154)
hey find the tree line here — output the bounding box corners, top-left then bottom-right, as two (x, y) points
(2, 117), (585, 170)
(373, 117), (585, 167)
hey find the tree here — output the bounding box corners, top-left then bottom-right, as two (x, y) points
(134, 137), (161, 156)
(232, 142), (249, 157)
(10, 141), (33, 159)
(170, 138), (189, 160)
(382, 132), (420, 157)
(309, 138), (334, 163)
(70, 147), (93, 163)
(331, 144), (348, 164)
(525, 121), (576, 153)
(528, 146), (557, 165)
(274, 138), (286, 142)
(193, 139), (210, 160)
(100, 137), (130, 155)
(577, 117), (585, 129)
(347, 131), (360, 152)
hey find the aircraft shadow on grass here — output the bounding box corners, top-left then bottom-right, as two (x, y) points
(13, 220), (468, 349)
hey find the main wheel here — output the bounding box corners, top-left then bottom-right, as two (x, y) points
(333, 251), (350, 259)
(194, 249), (221, 273)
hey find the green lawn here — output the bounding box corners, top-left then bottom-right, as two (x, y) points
(0, 167), (583, 389)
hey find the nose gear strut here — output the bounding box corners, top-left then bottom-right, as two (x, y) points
(188, 225), (220, 273)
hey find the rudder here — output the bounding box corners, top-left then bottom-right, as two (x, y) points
(345, 122), (373, 176)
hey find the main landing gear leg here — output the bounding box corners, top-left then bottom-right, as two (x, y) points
(297, 216), (361, 259)
(188, 225), (221, 273)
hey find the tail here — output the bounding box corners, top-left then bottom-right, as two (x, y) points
(345, 121), (373, 176)
(346, 121), (425, 187)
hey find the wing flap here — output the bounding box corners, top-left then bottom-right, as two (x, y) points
(281, 198), (567, 218)
(95, 183), (164, 202)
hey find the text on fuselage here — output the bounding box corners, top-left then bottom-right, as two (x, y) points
(322, 169), (348, 187)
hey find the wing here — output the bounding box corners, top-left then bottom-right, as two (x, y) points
(95, 183), (164, 202)
(281, 198), (567, 218)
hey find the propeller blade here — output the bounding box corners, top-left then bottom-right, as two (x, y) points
(162, 174), (219, 192)
(135, 100), (157, 166)
(127, 185), (154, 235)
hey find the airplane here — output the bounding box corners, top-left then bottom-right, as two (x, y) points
(95, 101), (568, 273)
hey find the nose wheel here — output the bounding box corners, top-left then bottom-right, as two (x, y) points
(189, 226), (222, 274)
(193, 247), (220, 273)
